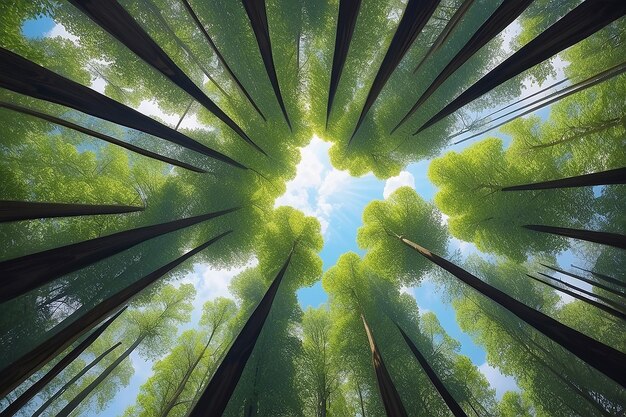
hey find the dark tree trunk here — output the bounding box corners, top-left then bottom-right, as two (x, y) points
(68, 0), (265, 155)
(522, 224), (626, 250)
(540, 263), (626, 299)
(503, 168), (626, 191)
(526, 274), (626, 322)
(0, 200), (143, 223)
(242, 0), (292, 130)
(356, 382), (367, 417)
(349, 0), (441, 143)
(187, 249), (294, 417)
(398, 236), (626, 388)
(394, 323), (468, 417)
(0, 309), (125, 416)
(30, 342), (121, 417)
(0, 101), (205, 173)
(360, 314), (408, 417)
(179, 0), (266, 121)
(0, 47), (245, 169)
(0, 208), (238, 302)
(571, 264), (626, 289)
(393, 0), (534, 133)
(0, 232), (230, 397)
(326, 0), (362, 127)
(417, 0), (626, 134)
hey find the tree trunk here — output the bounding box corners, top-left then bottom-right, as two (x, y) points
(0, 47), (245, 169)
(360, 314), (408, 417)
(187, 249), (294, 417)
(178, 0), (266, 121)
(68, 0), (264, 155)
(0, 101), (205, 173)
(0, 200), (144, 223)
(417, 0), (626, 134)
(543, 264), (625, 298)
(56, 335), (145, 417)
(326, 0), (362, 127)
(522, 224), (626, 250)
(0, 309), (125, 417)
(394, 322), (468, 417)
(571, 265), (626, 289)
(398, 236), (626, 388)
(349, 0), (440, 143)
(241, 0), (292, 130)
(502, 168), (626, 191)
(175, 100), (195, 131)
(0, 232), (230, 398)
(0, 208), (238, 302)
(30, 342), (121, 417)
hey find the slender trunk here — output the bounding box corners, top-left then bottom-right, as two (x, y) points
(526, 274), (625, 322)
(0, 47), (245, 168)
(528, 116), (624, 150)
(394, 323), (468, 417)
(30, 343), (121, 417)
(356, 382), (367, 417)
(0, 232), (230, 398)
(360, 314), (408, 417)
(571, 265), (626, 289)
(175, 100), (195, 131)
(242, 0), (292, 130)
(522, 224), (626, 250)
(0, 309), (125, 417)
(0, 101), (205, 173)
(394, 0), (534, 133)
(349, 0), (440, 143)
(536, 271), (626, 311)
(56, 335), (145, 417)
(0, 208), (238, 302)
(0, 200), (143, 223)
(326, 0), (362, 128)
(502, 167), (626, 191)
(67, 0), (264, 155)
(417, 0), (626, 134)
(397, 236), (626, 388)
(543, 263), (626, 298)
(187, 249), (294, 417)
(178, 0), (266, 121)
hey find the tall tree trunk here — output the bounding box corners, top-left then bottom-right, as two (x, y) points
(0, 232), (230, 398)
(526, 274), (625, 322)
(0, 47), (245, 169)
(30, 342), (121, 417)
(175, 100), (195, 131)
(356, 382), (367, 417)
(417, 0), (626, 134)
(397, 235), (626, 388)
(0, 208), (238, 302)
(393, 0), (534, 133)
(56, 335), (145, 417)
(68, 0), (264, 155)
(394, 322), (468, 417)
(522, 224), (626, 250)
(360, 314), (408, 417)
(349, 0), (441, 143)
(0, 309), (125, 417)
(536, 271), (626, 311)
(502, 168), (626, 191)
(178, 0), (266, 121)
(187, 249), (294, 417)
(326, 0), (362, 128)
(0, 200), (144, 223)
(0, 101), (205, 173)
(543, 263), (626, 298)
(241, 0), (292, 130)
(571, 265), (626, 289)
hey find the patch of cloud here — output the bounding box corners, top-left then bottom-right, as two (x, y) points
(137, 99), (180, 126)
(383, 171), (415, 199)
(46, 23), (80, 45)
(478, 362), (519, 399)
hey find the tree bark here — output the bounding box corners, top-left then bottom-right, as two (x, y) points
(522, 224), (626, 250)
(502, 168), (626, 191)
(242, 0), (292, 130)
(394, 322), (468, 417)
(571, 265), (626, 289)
(356, 382), (367, 417)
(541, 263), (626, 300)
(68, 0), (264, 155)
(187, 248), (294, 417)
(0, 201), (143, 223)
(0, 232), (230, 398)
(0, 47), (245, 169)
(0, 208), (238, 302)
(417, 0), (626, 134)
(0, 309), (125, 417)
(398, 236), (626, 388)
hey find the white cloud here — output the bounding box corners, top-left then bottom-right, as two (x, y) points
(383, 171), (415, 199)
(137, 99), (180, 125)
(478, 362), (519, 399)
(46, 23), (79, 45)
